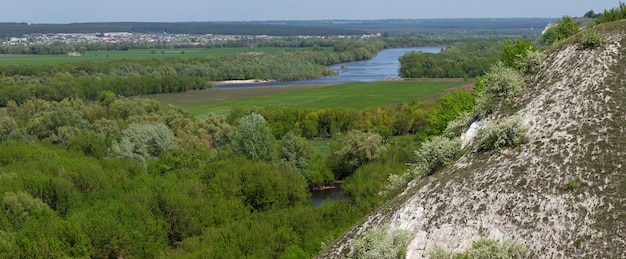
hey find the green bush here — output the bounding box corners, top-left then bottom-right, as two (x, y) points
(279, 131), (314, 175)
(429, 246), (454, 259)
(108, 123), (175, 162)
(411, 136), (462, 178)
(514, 48), (546, 75)
(430, 238), (529, 259)
(580, 31), (604, 50)
(0, 116), (18, 142)
(541, 16), (580, 45)
(231, 113), (277, 161)
(444, 111), (478, 138)
(378, 173), (410, 198)
(475, 116), (528, 152)
(331, 130), (387, 179)
(351, 227), (412, 259)
(499, 39), (534, 69)
(474, 62), (525, 115)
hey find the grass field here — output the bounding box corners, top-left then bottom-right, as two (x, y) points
(0, 47), (330, 66)
(147, 80), (468, 116)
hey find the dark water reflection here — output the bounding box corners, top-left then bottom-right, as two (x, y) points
(216, 46), (443, 88)
(311, 185), (344, 207)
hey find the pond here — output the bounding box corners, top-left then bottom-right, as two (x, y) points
(311, 185), (344, 207)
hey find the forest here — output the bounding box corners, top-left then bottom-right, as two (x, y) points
(0, 85), (475, 257)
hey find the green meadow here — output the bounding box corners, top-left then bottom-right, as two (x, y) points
(157, 80), (467, 116)
(0, 47), (329, 66)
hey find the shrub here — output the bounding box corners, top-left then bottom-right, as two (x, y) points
(351, 227), (412, 259)
(429, 246), (454, 259)
(580, 31), (604, 50)
(279, 131), (313, 174)
(108, 123), (175, 162)
(0, 116), (18, 142)
(542, 16), (580, 45)
(567, 180), (581, 192)
(430, 238), (529, 259)
(444, 111), (477, 138)
(411, 136), (461, 178)
(378, 173), (410, 197)
(467, 239), (529, 258)
(203, 113), (236, 148)
(474, 62), (525, 115)
(514, 48), (546, 75)
(331, 130), (387, 178)
(499, 39), (534, 69)
(2, 192), (51, 227)
(231, 113), (277, 161)
(475, 116), (528, 152)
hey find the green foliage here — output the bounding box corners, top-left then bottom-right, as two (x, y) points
(421, 89), (476, 138)
(444, 111), (478, 138)
(0, 39), (393, 107)
(580, 31), (605, 50)
(399, 39), (502, 78)
(378, 173), (411, 198)
(280, 132), (314, 175)
(514, 48), (546, 75)
(475, 116), (528, 152)
(0, 116), (18, 142)
(0, 55), (477, 257)
(499, 39), (534, 69)
(594, 2), (626, 25)
(26, 105), (89, 143)
(411, 136), (462, 178)
(108, 123), (175, 162)
(474, 62), (525, 115)
(98, 90), (116, 106)
(542, 16), (580, 45)
(567, 180), (581, 192)
(232, 113), (277, 161)
(331, 130), (387, 179)
(467, 239), (529, 258)
(429, 246), (454, 259)
(430, 239), (529, 259)
(351, 227), (412, 259)
(2, 192), (51, 227)
(584, 10), (601, 19)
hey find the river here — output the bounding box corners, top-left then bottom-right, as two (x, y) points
(215, 46), (443, 88)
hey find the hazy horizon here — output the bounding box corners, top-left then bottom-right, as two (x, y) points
(3, 0), (618, 23)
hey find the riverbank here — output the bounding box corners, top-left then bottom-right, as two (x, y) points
(212, 79), (277, 86)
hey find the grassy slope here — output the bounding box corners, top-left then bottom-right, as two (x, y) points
(148, 80), (467, 116)
(0, 47), (329, 66)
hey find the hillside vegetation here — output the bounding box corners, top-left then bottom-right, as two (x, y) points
(318, 18), (626, 259)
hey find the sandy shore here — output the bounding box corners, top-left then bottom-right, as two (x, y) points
(212, 79), (276, 86)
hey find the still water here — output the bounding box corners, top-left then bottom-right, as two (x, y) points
(311, 185), (344, 207)
(215, 46), (443, 88)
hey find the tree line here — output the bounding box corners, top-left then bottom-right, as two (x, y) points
(0, 39), (389, 107)
(398, 38), (507, 78)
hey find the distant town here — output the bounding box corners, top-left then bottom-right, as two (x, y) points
(3, 32), (381, 46)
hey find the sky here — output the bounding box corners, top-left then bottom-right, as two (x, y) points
(2, 0), (620, 23)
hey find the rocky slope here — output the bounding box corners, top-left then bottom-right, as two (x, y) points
(318, 21), (626, 258)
